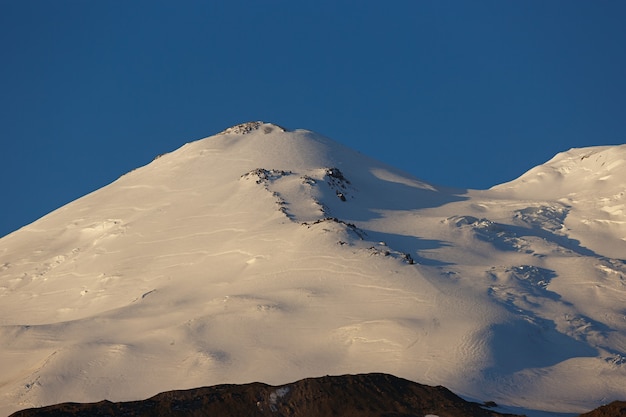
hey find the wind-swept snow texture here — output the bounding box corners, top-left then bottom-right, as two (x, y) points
(1, 122), (625, 416)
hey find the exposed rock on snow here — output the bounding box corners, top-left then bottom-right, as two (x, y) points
(302, 217), (366, 241)
(219, 121), (287, 135)
(241, 168), (293, 184)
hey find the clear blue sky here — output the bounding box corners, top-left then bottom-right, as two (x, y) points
(1, 1), (625, 238)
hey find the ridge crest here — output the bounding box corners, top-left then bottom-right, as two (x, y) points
(219, 121), (287, 135)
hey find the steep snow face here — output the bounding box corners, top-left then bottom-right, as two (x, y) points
(1, 124), (625, 416)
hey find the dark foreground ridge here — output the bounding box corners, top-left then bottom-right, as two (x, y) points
(11, 373), (626, 417)
(11, 373), (522, 417)
(579, 401), (626, 417)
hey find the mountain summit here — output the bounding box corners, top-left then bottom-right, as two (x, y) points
(218, 121), (287, 135)
(1, 123), (625, 416)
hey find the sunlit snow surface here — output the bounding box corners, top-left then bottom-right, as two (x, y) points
(1, 122), (625, 416)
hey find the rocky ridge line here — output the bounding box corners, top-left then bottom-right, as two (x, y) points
(9, 373), (523, 417)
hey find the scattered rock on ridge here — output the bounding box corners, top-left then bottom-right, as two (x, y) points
(325, 167), (352, 201)
(220, 121), (287, 135)
(9, 373), (523, 417)
(302, 217), (366, 240)
(241, 168), (293, 184)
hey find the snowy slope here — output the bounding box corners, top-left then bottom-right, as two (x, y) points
(492, 145), (626, 260)
(1, 122), (625, 416)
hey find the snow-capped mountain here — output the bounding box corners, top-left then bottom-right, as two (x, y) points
(1, 122), (625, 416)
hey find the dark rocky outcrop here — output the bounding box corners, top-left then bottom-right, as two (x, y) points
(10, 373), (523, 417)
(579, 401), (626, 417)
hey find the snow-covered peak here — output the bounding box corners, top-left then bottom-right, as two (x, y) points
(489, 144), (626, 260)
(1, 127), (626, 417)
(492, 144), (626, 200)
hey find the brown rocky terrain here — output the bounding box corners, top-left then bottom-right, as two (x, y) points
(10, 373), (521, 417)
(579, 401), (626, 417)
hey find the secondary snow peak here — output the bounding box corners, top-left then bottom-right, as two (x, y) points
(492, 144), (626, 199)
(489, 144), (626, 259)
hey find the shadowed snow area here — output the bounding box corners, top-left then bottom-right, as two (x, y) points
(1, 122), (625, 416)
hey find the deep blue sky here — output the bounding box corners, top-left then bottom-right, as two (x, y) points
(1, 1), (625, 238)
